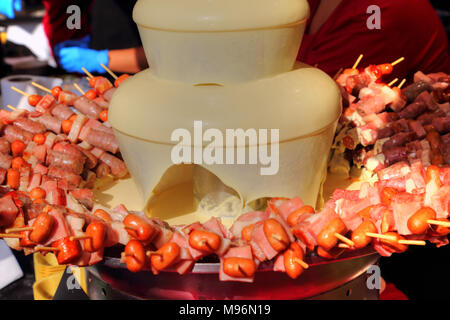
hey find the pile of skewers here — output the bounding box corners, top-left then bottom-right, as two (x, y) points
(0, 61), (449, 283)
(330, 55), (449, 178)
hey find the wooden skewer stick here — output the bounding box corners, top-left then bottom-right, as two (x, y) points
(397, 79), (406, 89)
(124, 225), (137, 231)
(427, 220), (450, 228)
(366, 232), (397, 241)
(5, 227), (33, 234)
(33, 247), (59, 253)
(333, 67), (344, 80)
(398, 240), (426, 246)
(352, 54), (364, 70)
(6, 105), (17, 111)
(82, 68), (94, 79)
(388, 78), (399, 87)
(70, 235), (91, 241)
(294, 258), (309, 269)
(100, 63), (118, 80)
(272, 234), (288, 245)
(334, 233), (355, 247)
(31, 82), (52, 94)
(0, 233), (24, 239)
(237, 265), (248, 277)
(391, 57), (405, 66)
(338, 243), (351, 249)
(11, 86), (30, 97)
(73, 83), (85, 95)
(146, 251), (162, 257)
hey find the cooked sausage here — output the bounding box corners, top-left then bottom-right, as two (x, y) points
(13, 118), (46, 135)
(150, 242), (181, 272)
(316, 218), (347, 251)
(351, 220), (377, 249)
(283, 242), (306, 279)
(29, 212), (54, 244)
(73, 96), (103, 119)
(124, 240), (146, 273)
(287, 205), (315, 227)
(263, 218), (290, 252)
(223, 257), (257, 278)
(84, 221), (107, 252)
(51, 104), (75, 121)
(52, 237), (83, 265)
(407, 207), (437, 234)
(123, 214), (155, 242)
(188, 229), (221, 253)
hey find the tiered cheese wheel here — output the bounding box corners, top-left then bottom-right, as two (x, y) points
(109, 0), (342, 221)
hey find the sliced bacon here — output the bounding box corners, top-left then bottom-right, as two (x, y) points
(35, 114), (62, 134)
(73, 96), (103, 119)
(47, 150), (85, 175)
(51, 104), (75, 121)
(4, 125), (33, 143)
(99, 153), (128, 178)
(47, 166), (82, 187)
(84, 128), (119, 154)
(0, 194), (19, 227)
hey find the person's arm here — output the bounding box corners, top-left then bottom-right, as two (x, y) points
(107, 47), (148, 74)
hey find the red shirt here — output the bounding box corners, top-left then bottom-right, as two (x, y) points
(42, 0), (92, 49)
(298, 0), (450, 80)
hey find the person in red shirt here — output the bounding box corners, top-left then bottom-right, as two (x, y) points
(298, 0), (450, 80)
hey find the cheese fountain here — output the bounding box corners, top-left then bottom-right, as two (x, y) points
(89, 0), (381, 300)
(108, 0), (342, 225)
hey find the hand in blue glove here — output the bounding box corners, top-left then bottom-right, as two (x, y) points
(0, 0), (22, 19)
(58, 47), (109, 74)
(53, 35), (91, 61)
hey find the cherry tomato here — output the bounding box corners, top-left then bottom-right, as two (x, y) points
(30, 187), (46, 201)
(378, 63), (393, 75)
(114, 74), (130, 87)
(33, 133), (46, 145)
(11, 140), (26, 156)
(62, 120), (73, 134)
(11, 157), (26, 170)
(99, 110), (108, 122)
(7, 168), (20, 189)
(28, 95), (42, 107)
(51, 86), (62, 99)
(85, 89), (97, 100)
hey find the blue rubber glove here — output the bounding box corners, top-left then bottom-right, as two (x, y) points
(58, 47), (109, 74)
(53, 35), (91, 61)
(0, 0), (22, 19)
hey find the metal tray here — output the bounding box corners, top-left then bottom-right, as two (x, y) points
(87, 248), (379, 300)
